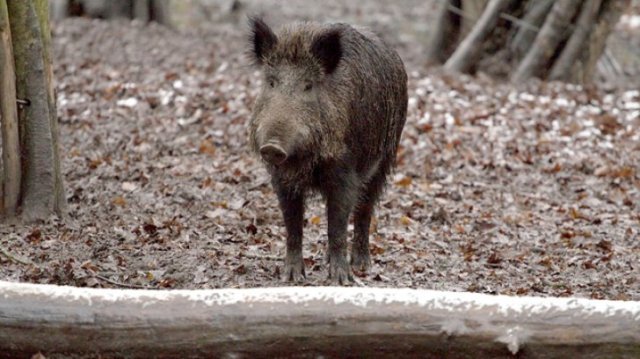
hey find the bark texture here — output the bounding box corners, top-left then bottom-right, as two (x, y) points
(427, 0), (630, 84)
(0, 282), (639, 358)
(0, 0), (21, 217)
(425, 0), (462, 65)
(582, 0), (630, 84)
(508, 0), (553, 62)
(5, 0), (65, 221)
(549, 0), (602, 81)
(511, 0), (581, 83)
(444, 0), (513, 73)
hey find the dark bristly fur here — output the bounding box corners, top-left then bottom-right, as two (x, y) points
(248, 17), (408, 284)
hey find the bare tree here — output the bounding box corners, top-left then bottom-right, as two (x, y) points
(426, 0), (630, 83)
(0, 0), (65, 221)
(0, 0), (20, 217)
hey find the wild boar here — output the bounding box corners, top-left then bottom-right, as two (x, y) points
(248, 17), (407, 284)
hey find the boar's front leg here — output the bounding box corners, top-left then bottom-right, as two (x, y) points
(274, 183), (306, 282)
(324, 166), (358, 284)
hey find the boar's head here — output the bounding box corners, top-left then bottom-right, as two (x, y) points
(248, 17), (347, 167)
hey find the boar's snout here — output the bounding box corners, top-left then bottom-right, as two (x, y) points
(260, 142), (288, 165)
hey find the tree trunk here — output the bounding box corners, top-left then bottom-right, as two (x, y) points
(1, 282), (639, 357)
(511, 0), (582, 83)
(508, 0), (553, 62)
(460, 0), (489, 37)
(427, 0), (631, 84)
(148, 0), (169, 26)
(425, 0), (462, 66)
(549, 0), (602, 82)
(0, 0), (21, 217)
(444, 0), (513, 73)
(582, 0), (630, 84)
(133, 0), (150, 22)
(5, 0), (65, 221)
(36, 0), (65, 216)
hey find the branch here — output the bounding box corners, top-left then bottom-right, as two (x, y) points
(0, 246), (33, 265)
(444, 0), (514, 73)
(549, 0), (603, 82)
(0, 282), (639, 357)
(511, 0), (582, 83)
(508, 0), (553, 60)
(94, 274), (151, 289)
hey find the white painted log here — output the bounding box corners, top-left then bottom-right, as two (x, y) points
(0, 281), (639, 357)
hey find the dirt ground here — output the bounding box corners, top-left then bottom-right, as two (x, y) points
(1, 0), (639, 301)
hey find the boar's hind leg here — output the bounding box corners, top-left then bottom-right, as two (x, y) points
(325, 167), (358, 284)
(275, 185), (306, 282)
(352, 170), (386, 272)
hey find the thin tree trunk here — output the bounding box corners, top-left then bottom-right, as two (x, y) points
(460, 0), (489, 37)
(583, 0), (630, 84)
(511, 0), (581, 83)
(0, 0), (21, 217)
(508, 0), (553, 61)
(549, 0), (602, 82)
(133, 0), (150, 23)
(425, 0), (461, 65)
(444, 0), (513, 73)
(7, 1), (64, 221)
(149, 0), (169, 26)
(35, 0), (65, 214)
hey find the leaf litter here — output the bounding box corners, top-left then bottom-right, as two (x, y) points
(0, 1), (638, 301)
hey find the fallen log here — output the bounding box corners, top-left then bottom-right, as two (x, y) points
(0, 281), (639, 358)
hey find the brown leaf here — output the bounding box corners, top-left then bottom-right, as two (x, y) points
(234, 264), (247, 275)
(25, 228), (43, 244)
(394, 176), (412, 187)
(159, 278), (177, 288)
(370, 243), (385, 256)
(594, 114), (621, 135)
(198, 139), (217, 156)
(515, 287), (529, 295)
(143, 223), (159, 236)
(246, 223), (258, 235)
(542, 163), (562, 174)
(569, 207), (589, 221)
(487, 251), (502, 265)
(596, 239), (613, 253)
(112, 196), (127, 207)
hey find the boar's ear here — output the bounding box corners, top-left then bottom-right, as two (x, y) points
(311, 28), (342, 75)
(249, 16), (277, 65)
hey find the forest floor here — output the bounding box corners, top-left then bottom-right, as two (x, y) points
(1, 1), (639, 300)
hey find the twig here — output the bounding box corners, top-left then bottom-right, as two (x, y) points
(0, 245), (33, 265)
(94, 274), (150, 289)
(242, 253), (283, 261)
(444, 0), (541, 33)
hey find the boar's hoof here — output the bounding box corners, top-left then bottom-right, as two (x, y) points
(283, 255), (305, 282)
(350, 251), (371, 272)
(328, 254), (353, 285)
(260, 143), (287, 165)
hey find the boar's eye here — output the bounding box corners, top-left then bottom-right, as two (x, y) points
(304, 82), (313, 91)
(269, 80), (275, 88)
